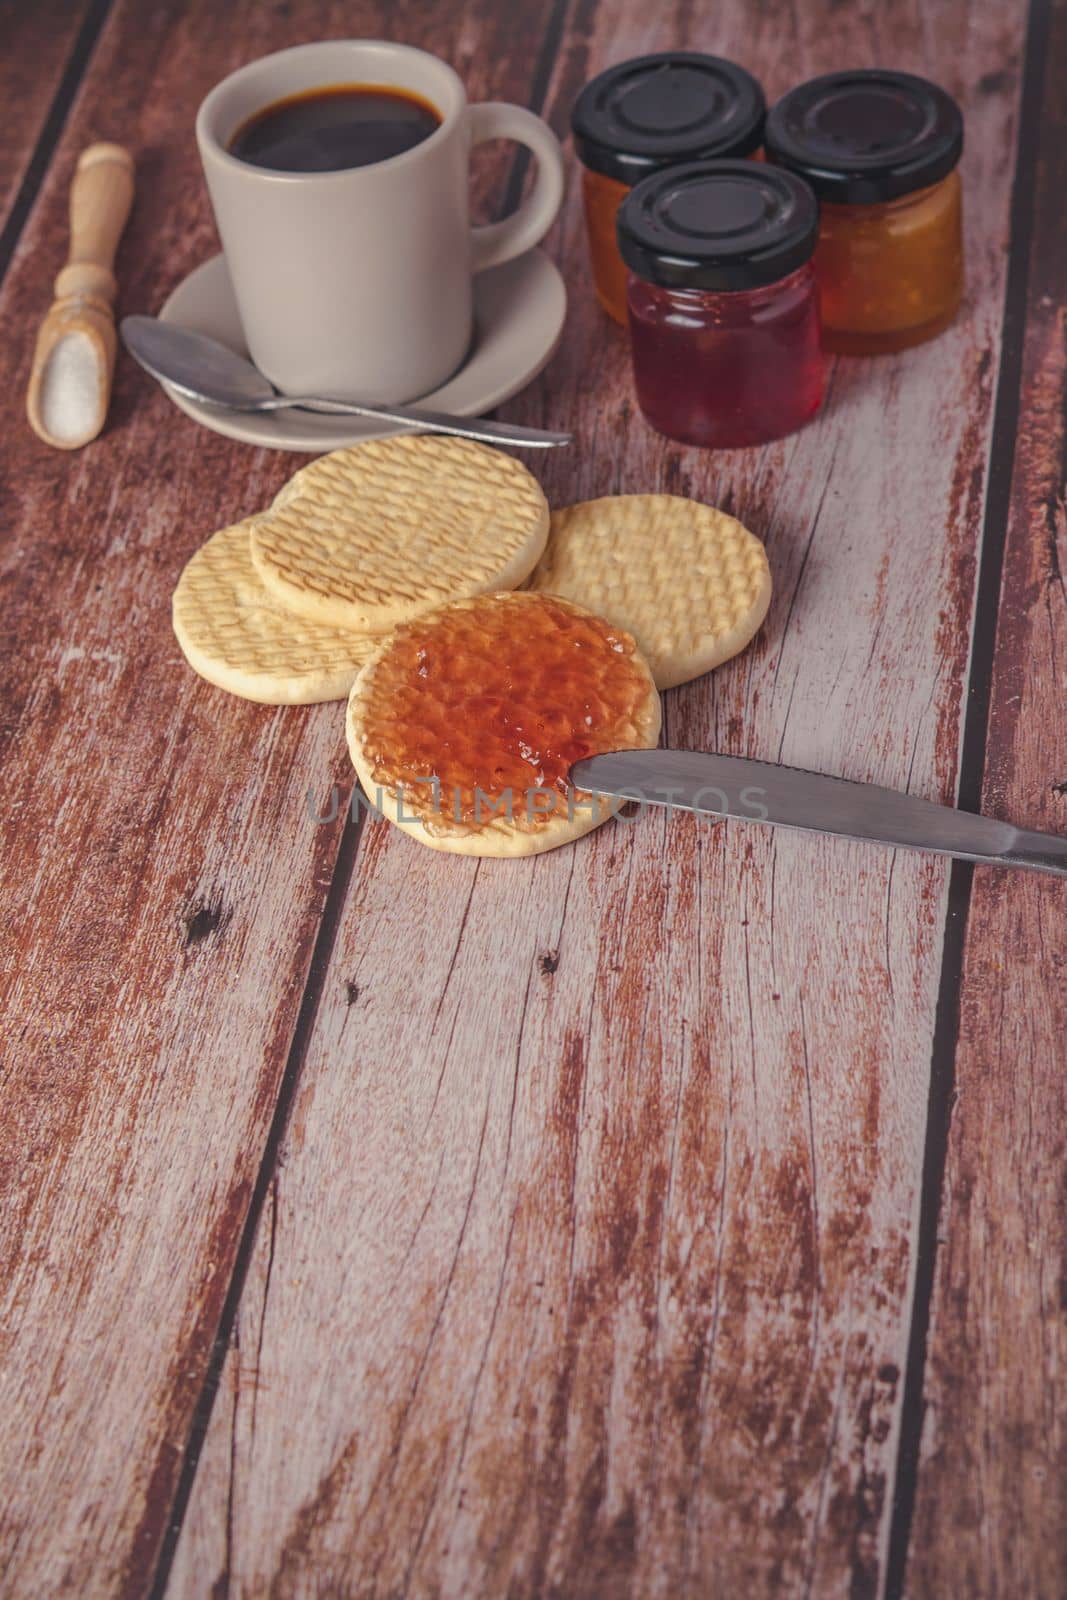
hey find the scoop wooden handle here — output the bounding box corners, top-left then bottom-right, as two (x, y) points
(56, 142), (134, 307)
(27, 143), (134, 449)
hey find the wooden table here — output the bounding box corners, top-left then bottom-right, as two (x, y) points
(2, 1), (1064, 1595)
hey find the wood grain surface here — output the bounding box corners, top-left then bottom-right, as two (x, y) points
(0, 0), (99, 243)
(1, 0), (1061, 1596)
(167, 3), (1034, 1597)
(0, 1), (548, 1595)
(908, 1), (1067, 1594)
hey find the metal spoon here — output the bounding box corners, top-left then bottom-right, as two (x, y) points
(120, 316), (572, 449)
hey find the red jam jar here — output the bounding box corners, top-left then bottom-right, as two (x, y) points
(765, 71), (964, 353)
(571, 53), (765, 324)
(617, 161), (824, 448)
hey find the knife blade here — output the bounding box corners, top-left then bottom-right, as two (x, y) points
(569, 749), (1067, 877)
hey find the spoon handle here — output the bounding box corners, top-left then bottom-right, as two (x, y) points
(260, 393), (571, 449)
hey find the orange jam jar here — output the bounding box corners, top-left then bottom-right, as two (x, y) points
(571, 53), (765, 324)
(765, 70), (964, 354)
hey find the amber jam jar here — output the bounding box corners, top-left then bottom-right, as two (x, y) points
(765, 70), (964, 354)
(571, 53), (765, 324)
(617, 162), (823, 449)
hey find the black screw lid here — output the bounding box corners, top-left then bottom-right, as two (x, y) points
(571, 53), (766, 186)
(616, 160), (819, 292)
(765, 69), (963, 204)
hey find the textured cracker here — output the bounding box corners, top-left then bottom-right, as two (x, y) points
(527, 494), (772, 689)
(252, 436), (550, 631)
(345, 593), (661, 859)
(172, 521), (376, 704)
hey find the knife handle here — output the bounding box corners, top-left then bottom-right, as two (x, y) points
(572, 748), (1067, 880)
(1003, 828), (1067, 877)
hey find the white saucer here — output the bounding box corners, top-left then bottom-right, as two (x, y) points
(157, 249), (567, 452)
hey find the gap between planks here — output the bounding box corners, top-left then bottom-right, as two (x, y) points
(884, 0), (1052, 1591)
(0, 0), (115, 284)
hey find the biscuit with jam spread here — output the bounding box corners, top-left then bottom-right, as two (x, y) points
(346, 590), (661, 857)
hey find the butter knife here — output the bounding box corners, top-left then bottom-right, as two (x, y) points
(570, 749), (1067, 877)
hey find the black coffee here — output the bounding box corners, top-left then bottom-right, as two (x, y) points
(228, 83), (441, 172)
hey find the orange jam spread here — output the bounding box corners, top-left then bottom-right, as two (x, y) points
(359, 592), (654, 830)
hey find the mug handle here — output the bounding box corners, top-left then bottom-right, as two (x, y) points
(468, 103), (564, 273)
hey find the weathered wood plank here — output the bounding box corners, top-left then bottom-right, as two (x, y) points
(0, 1), (552, 1595)
(907, 1), (1067, 1592)
(172, 2), (1027, 1596)
(0, 0), (97, 243)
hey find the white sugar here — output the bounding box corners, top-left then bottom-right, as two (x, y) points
(41, 331), (101, 442)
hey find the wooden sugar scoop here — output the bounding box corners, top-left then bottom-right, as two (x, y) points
(26, 142), (134, 450)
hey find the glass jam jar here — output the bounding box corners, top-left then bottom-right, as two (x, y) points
(618, 161), (824, 448)
(571, 53), (765, 324)
(765, 70), (964, 354)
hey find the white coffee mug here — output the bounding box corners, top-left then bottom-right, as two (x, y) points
(196, 41), (564, 403)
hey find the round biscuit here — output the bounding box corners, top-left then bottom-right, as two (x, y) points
(251, 436), (550, 631)
(172, 521), (376, 704)
(346, 592), (662, 858)
(527, 494), (771, 689)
